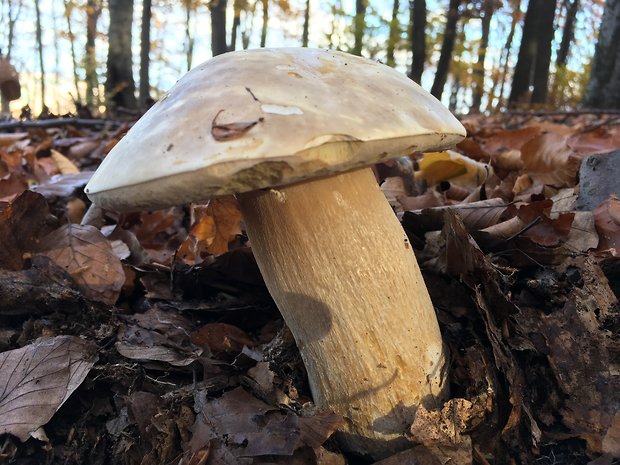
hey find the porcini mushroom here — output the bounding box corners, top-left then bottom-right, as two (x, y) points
(85, 48), (466, 459)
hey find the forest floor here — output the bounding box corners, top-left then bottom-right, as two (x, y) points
(0, 111), (619, 465)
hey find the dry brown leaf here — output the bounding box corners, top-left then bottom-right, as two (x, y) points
(211, 110), (263, 141)
(0, 336), (97, 441)
(481, 126), (542, 157)
(402, 198), (510, 237)
(594, 195), (620, 253)
(408, 398), (484, 465)
(177, 196), (241, 264)
(517, 200), (574, 247)
(567, 126), (620, 156)
(190, 322), (254, 358)
(36, 224), (125, 305)
(189, 387), (341, 460)
(0, 190), (54, 270)
(30, 172), (93, 200)
(0, 171), (28, 202)
(521, 133), (583, 188)
(67, 138), (101, 159)
(115, 307), (201, 366)
(0, 132), (28, 147)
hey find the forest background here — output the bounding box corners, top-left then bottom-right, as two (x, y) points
(0, 0), (614, 118)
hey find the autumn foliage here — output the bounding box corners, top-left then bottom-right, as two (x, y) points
(0, 113), (620, 464)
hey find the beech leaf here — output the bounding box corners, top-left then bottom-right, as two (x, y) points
(0, 336), (97, 441)
(36, 224), (125, 305)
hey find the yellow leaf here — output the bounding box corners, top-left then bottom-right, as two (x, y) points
(416, 150), (491, 189)
(50, 149), (80, 174)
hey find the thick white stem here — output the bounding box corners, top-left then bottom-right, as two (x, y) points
(238, 167), (446, 459)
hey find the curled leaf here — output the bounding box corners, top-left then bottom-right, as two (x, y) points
(0, 336), (97, 442)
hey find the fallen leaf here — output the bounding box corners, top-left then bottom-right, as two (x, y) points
(567, 126), (620, 156)
(0, 190), (54, 270)
(177, 196), (241, 263)
(189, 387), (341, 459)
(190, 322), (254, 359)
(116, 307), (201, 366)
(0, 255), (83, 317)
(416, 151), (491, 189)
(517, 200), (575, 247)
(36, 224), (125, 305)
(0, 336), (97, 441)
(211, 110), (263, 141)
(0, 132), (28, 147)
(50, 149), (80, 174)
(521, 133), (583, 188)
(594, 195), (620, 253)
(31, 172), (93, 199)
(481, 126), (542, 157)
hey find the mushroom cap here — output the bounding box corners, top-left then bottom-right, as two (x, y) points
(85, 47), (466, 211)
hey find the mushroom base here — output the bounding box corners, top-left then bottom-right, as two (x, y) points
(238, 167), (447, 459)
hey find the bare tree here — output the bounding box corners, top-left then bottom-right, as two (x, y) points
(260, 0), (268, 47)
(1, 0), (22, 112)
(386, 0), (400, 67)
(139, 0), (152, 109)
(508, 0), (557, 106)
(490, 0), (520, 110)
(85, 0), (101, 107)
(106, 0), (137, 110)
(471, 0), (496, 112)
(184, 0), (194, 70)
(431, 0), (460, 100)
(408, 0), (426, 83)
(302, 0), (310, 47)
(230, 0), (242, 51)
(352, 0), (367, 56)
(557, 0), (580, 67)
(63, 1), (81, 104)
(583, 0), (620, 108)
(34, 0), (46, 111)
(210, 0), (228, 55)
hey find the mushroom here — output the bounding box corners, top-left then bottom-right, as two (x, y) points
(85, 47), (466, 459)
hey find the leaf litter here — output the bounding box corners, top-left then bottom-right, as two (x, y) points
(0, 113), (619, 464)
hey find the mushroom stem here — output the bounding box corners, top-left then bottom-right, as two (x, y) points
(238, 166), (447, 459)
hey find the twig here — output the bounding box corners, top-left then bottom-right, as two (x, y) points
(577, 115), (620, 134)
(0, 117), (123, 130)
(504, 109), (620, 117)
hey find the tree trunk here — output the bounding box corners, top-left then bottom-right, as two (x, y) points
(105, 0), (137, 110)
(408, 0), (426, 83)
(64, 1), (81, 105)
(386, 0), (400, 67)
(184, 1), (194, 70)
(352, 0), (367, 56)
(1, 0), (21, 113)
(302, 0), (310, 47)
(530, 0), (556, 104)
(260, 0), (268, 47)
(85, 0), (101, 107)
(211, 0), (228, 55)
(139, 0), (152, 109)
(492, 0), (520, 111)
(583, 0), (620, 108)
(34, 0), (46, 111)
(557, 0), (579, 67)
(430, 0), (460, 100)
(230, 0), (242, 51)
(508, 0), (539, 105)
(471, 0), (495, 112)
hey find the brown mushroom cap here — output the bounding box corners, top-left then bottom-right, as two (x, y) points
(85, 47), (465, 211)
